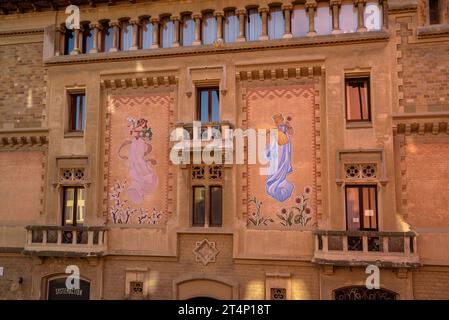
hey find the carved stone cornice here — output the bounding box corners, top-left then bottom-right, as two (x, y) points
(0, 128), (49, 149)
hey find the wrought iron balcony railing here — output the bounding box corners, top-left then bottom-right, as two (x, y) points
(23, 225), (107, 257)
(312, 230), (420, 268)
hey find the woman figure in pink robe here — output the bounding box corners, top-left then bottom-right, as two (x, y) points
(119, 117), (158, 204)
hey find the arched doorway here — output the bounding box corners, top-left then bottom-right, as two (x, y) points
(334, 286), (398, 300)
(174, 276), (238, 300)
(46, 275), (91, 300)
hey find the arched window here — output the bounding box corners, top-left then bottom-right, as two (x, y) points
(224, 9), (239, 43)
(315, 4), (332, 35)
(64, 28), (75, 55)
(340, 2), (358, 33)
(365, 1), (382, 31)
(202, 11), (217, 45)
(82, 23), (94, 54)
(47, 276), (91, 300)
(246, 8), (262, 41)
(121, 20), (133, 51)
(101, 21), (113, 52)
(160, 16), (174, 48)
(141, 18), (153, 49)
(268, 6), (285, 39)
(291, 5), (308, 37)
(182, 14), (195, 46)
(334, 286), (398, 300)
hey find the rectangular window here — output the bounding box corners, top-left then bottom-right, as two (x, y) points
(345, 77), (371, 122)
(224, 10), (239, 42)
(101, 22), (113, 52)
(63, 186), (85, 226)
(202, 12), (217, 45)
(209, 186), (223, 227)
(160, 16), (174, 48)
(193, 186), (206, 226)
(68, 92), (86, 132)
(182, 15), (195, 46)
(345, 185), (378, 231)
(64, 29), (75, 55)
(429, 0), (440, 24)
(268, 6), (285, 39)
(197, 87), (220, 123)
(246, 8), (262, 41)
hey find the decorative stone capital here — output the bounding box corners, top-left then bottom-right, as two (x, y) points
(110, 21), (120, 27)
(353, 0), (366, 4)
(305, 0), (317, 9)
(236, 9), (246, 16)
(129, 19), (140, 25)
(192, 13), (202, 20)
(89, 23), (102, 30)
(213, 10), (224, 18)
(170, 15), (180, 22)
(282, 4), (293, 11)
(330, 0), (342, 6)
(258, 7), (269, 14)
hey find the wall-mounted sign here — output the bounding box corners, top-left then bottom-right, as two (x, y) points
(47, 277), (90, 300)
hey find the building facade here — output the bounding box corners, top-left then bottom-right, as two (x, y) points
(0, 0), (448, 300)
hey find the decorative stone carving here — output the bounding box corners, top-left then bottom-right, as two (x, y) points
(193, 239), (219, 266)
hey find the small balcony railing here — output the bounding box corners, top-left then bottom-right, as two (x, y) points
(23, 225), (107, 257)
(312, 230), (420, 268)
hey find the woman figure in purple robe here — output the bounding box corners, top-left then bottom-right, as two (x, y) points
(265, 113), (294, 202)
(118, 117), (158, 204)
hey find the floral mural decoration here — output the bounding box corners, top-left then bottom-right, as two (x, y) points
(277, 186), (313, 227)
(109, 180), (166, 225)
(247, 196), (274, 226)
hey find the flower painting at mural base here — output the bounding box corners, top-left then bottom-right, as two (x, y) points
(109, 116), (166, 224)
(247, 186), (314, 228)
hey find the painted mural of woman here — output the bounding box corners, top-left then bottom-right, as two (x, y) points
(265, 113), (294, 202)
(118, 117), (158, 204)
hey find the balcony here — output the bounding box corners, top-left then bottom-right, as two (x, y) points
(312, 230), (420, 268)
(23, 225), (107, 257)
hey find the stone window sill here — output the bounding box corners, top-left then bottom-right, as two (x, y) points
(417, 24), (449, 39)
(64, 131), (84, 138)
(346, 121), (373, 129)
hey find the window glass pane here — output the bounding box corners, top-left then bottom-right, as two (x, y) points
(64, 30), (75, 55)
(64, 188), (75, 225)
(292, 7), (308, 37)
(76, 188), (85, 225)
(103, 26), (113, 52)
(122, 23), (133, 51)
(340, 3), (358, 33)
(210, 186), (222, 227)
(246, 8), (262, 41)
(161, 17), (174, 48)
(359, 81), (369, 120)
(193, 187), (205, 226)
(224, 11), (239, 42)
(362, 187), (377, 230)
(199, 90), (209, 122)
(211, 90), (219, 122)
(315, 5), (332, 35)
(182, 16), (195, 46)
(346, 82), (362, 120)
(142, 21), (153, 49)
(84, 27), (94, 53)
(429, 0), (440, 24)
(268, 6), (285, 39)
(202, 13), (217, 44)
(345, 187), (360, 231)
(364, 2), (382, 31)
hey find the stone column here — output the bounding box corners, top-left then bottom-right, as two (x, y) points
(71, 26), (81, 55)
(306, 0), (317, 37)
(282, 5), (293, 39)
(355, 0), (367, 32)
(236, 9), (246, 42)
(330, 0), (341, 34)
(89, 23), (101, 53)
(192, 14), (202, 45)
(171, 15), (180, 47)
(258, 7), (269, 40)
(214, 11), (224, 42)
(151, 18), (160, 48)
(129, 19), (140, 50)
(380, 0), (388, 29)
(109, 21), (120, 52)
(55, 26), (64, 56)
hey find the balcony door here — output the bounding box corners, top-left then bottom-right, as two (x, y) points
(197, 87), (219, 123)
(345, 185), (378, 231)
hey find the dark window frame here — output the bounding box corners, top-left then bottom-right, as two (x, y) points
(196, 87), (220, 123)
(68, 92), (86, 132)
(62, 186), (85, 226)
(345, 185), (378, 231)
(192, 185), (206, 227)
(209, 185), (223, 227)
(429, 0), (441, 25)
(344, 77), (372, 123)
